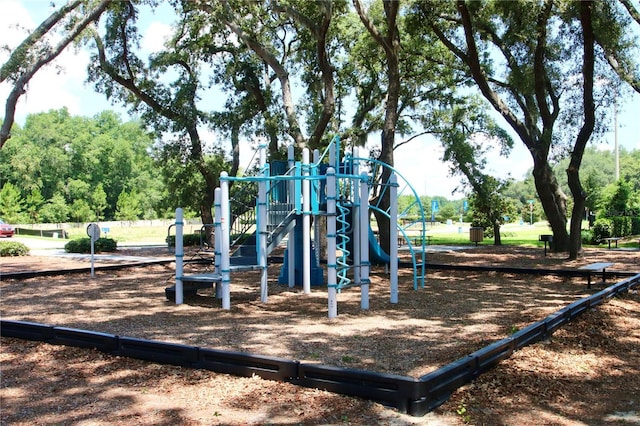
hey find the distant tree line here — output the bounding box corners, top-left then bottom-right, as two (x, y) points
(0, 109), (229, 223)
(1, 109), (637, 244)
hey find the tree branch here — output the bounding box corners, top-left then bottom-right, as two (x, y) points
(455, 0), (533, 150)
(218, 0), (305, 148)
(533, 0), (555, 129)
(0, 0), (83, 83)
(394, 131), (433, 150)
(352, 0), (388, 52)
(1, 0), (112, 148)
(619, 0), (640, 25)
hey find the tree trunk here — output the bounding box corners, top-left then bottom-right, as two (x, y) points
(1, 0), (113, 148)
(452, 1), (572, 251)
(353, 0), (400, 255)
(566, 0), (596, 260)
(492, 221), (502, 245)
(230, 123), (241, 178)
(373, 128), (395, 255)
(532, 161), (569, 251)
(566, 172), (586, 259)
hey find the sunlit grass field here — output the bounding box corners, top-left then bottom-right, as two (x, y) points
(422, 221), (553, 247)
(17, 220), (639, 249)
(63, 221), (205, 245)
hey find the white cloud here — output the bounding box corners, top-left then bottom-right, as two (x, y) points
(142, 22), (173, 54)
(485, 143), (532, 181)
(0, 1), (94, 123)
(1, 1), (34, 41)
(390, 137), (465, 198)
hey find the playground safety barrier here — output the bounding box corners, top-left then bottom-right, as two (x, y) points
(0, 258), (174, 280)
(3, 272), (638, 416)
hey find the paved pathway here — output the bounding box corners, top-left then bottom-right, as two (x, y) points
(11, 237), (172, 262)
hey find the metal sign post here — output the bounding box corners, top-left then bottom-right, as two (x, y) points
(527, 199), (534, 225)
(86, 223), (101, 278)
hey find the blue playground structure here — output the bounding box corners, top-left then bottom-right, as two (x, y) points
(171, 135), (428, 318)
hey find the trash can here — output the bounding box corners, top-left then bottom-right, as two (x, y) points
(470, 227), (484, 246)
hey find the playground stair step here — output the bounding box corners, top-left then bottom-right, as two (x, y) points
(267, 213), (296, 253)
(230, 211), (294, 264)
(233, 245), (256, 257)
(181, 273), (222, 283)
(165, 263), (262, 301)
(229, 255), (259, 267)
(165, 273), (221, 301)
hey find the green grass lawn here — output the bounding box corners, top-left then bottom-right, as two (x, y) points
(60, 223), (198, 245)
(63, 226), (168, 243)
(19, 220), (640, 250)
(414, 221), (639, 249)
(419, 222), (552, 247)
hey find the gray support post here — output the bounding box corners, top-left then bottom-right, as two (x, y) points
(360, 173), (370, 310)
(327, 167), (338, 318)
(220, 172), (231, 309)
(287, 146), (296, 288)
(214, 188), (222, 298)
(174, 208), (184, 305)
(258, 144), (268, 303)
(302, 148), (311, 294)
(390, 173), (399, 304)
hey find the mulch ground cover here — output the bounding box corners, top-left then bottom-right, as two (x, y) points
(1, 244), (638, 425)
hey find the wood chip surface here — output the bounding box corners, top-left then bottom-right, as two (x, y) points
(1, 245), (638, 425)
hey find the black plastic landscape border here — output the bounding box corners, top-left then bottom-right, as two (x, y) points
(401, 261), (638, 280)
(0, 256), (286, 280)
(3, 262), (637, 282)
(0, 259), (174, 280)
(1, 273), (638, 416)
(410, 273), (640, 415)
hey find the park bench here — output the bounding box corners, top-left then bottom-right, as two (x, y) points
(578, 262), (614, 288)
(603, 237), (621, 249)
(412, 235), (432, 246)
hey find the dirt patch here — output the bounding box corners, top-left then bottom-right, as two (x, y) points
(1, 245), (639, 425)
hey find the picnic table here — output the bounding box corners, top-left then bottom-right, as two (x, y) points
(603, 237), (621, 249)
(578, 262), (614, 288)
(398, 235), (432, 246)
(412, 235), (432, 246)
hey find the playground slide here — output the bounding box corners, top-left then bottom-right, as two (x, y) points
(368, 227), (390, 265)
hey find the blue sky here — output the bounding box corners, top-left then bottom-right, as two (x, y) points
(2, 0), (639, 198)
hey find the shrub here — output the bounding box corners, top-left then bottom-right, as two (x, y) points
(0, 241), (29, 257)
(610, 216), (632, 237)
(64, 237), (117, 253)
(591, 219), (611, 244)
(166, 233), (202, 248)
(581, 229), (593, 245)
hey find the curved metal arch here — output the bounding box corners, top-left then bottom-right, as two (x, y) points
(348, 156), (428, 289)
(368, 204), (425, 290)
